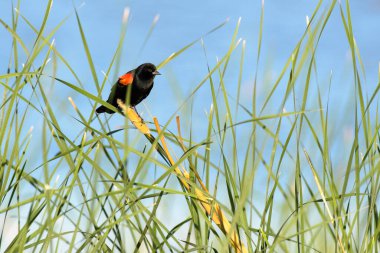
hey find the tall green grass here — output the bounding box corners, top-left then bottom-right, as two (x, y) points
(1, 0), (379, 252)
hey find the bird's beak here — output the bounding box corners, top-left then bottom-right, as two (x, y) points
(153, 70), (161, 75)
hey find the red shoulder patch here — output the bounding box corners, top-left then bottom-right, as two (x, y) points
(118, 72), (134, 86)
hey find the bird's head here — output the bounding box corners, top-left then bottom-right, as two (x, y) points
(137, 63), (161, 81)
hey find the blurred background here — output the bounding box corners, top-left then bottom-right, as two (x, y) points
(1, 0), (379, 181)
(1, 0), (380, 251)
(1, 0), (379, 119)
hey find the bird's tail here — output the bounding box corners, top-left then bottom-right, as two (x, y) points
(96, 105), (114, 114)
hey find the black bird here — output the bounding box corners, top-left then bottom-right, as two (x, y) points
(96, 63), (160, 114)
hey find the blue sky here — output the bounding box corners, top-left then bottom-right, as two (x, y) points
(1, 0), (379, 174)
(1, 1), (379, 114)
(1, 0), (380, 190)
(1, 0), (380, 249)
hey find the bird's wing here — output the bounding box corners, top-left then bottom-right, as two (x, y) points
(118, 70), (134, 86)
(106, 82), (119, 104)
(105, 70), (134, 104)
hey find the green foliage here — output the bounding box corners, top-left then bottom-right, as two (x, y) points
(1, 0), (379, 252)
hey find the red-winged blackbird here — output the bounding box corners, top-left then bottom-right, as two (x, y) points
(96, 63), (160, 114)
